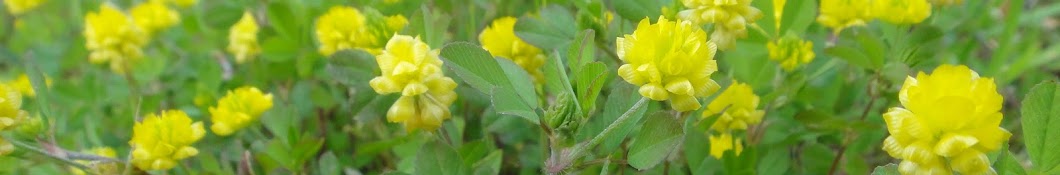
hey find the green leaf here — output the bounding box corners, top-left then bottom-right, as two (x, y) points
(855, 30), (885, 69)
(612, 0), (663, 22)
(577, 83), (647, 153)
(568, 29), (596, 71)
(514, 5), (577, 50)
(757, 148), (791, 175)
(441, 42), (540, 121)
(497, 58), (539, 110)
(544, 52), (577, 100)
(996, 151), (1028, 175)
(318, 152), (341, 175)
(825, 45), (875, 70)
(628, 112), (685, 170)
(779, 0), (816, 34)
(415, 141), (470, 175)
(869, 163), (899, 175)
(472, 151), (503, 175)
(1021, 81), (1060, 173)
(574, 62), (608, 116)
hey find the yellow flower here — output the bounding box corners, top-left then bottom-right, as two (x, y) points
(0, 84), (25, 131)
(70, 147), (119, 175)
(881, 64), (1010, 175)
(479, 17), (546, 83)
(4, 0), (44, 15)
(709, 132), (743, 158)
(766, 35), (815, 71)
(616, 16), (720, 112)
(703, 81), (763, 131)
(130, 110), (205, 171)
(131, 0), (180, 37)
(930, 0), (963, 6)
(369, 35), (458, 131)
(678, 0), (763, 50)
(315, 6), (408, 56)
(817, 0), (873, 34)
(209, 86), (273, 136)
(872, 0), (932, 25)
(84, 4), (148, 74)
(227, 11), (260, 64)
(166, 0), (196, 7)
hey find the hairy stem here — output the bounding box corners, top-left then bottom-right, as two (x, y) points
(551, 97), (648, 173)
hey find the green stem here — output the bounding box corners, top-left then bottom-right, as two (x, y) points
(5, 137), (92, 171)
(567, 97), (648, 165)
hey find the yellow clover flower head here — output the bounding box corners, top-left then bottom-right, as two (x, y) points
(227, 11), (261, 64)
(4, 0), (45, 15)
(709, 132), (742, 158)
(872, 0), (932, 25)
(766, 35), (815, 71)
(315, 6), (408, 56)
(130, 110), (205, 171)
(703, 81), (763, 131)
(882, 64), (1010, 175)
(817, 0), (874, 34)
(369, 35), (458, 131)
(70, 147), (119, 175)
(678, 0), (763, 50)
(617, 16), (720, 112)
(209, 86), (274, 136)
(0, 84), (26, 131)
(479, 17), (547, 83)
(131, 0), (181, 37)
(85, 4), (148, 74)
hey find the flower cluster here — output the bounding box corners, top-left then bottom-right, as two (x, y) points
(480, 17), (547, 83)
(3, 0), (44, 15)
(881, 65), (1010, 174)
(84, 4), (149, 74)
(766, 35), (815, 71)
(0, 84), (27, 156)
(872, 0), (932, 25)
(131, 0), (181, 37)
(369, 35), (458, 131)
(209, 86), (274, 136)
(704, 82), (764, 132)
(702, 81), (763, 158)
(228, 11), (261, 64)
(130, 110), (205, 171)
(315, 6), (408, 56)
(816, 0), (874, 34)
(819, 0), (934, 34)
(616, 16), (720, 112)
(678, 0), (763, 50)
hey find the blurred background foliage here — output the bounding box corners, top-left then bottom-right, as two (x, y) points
(0, 0), (1057, 174)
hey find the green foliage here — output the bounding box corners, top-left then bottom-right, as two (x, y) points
(1021, 81), (1060, 174)
(0, 0), (1058, 174)
(627, 112), (684, 170)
